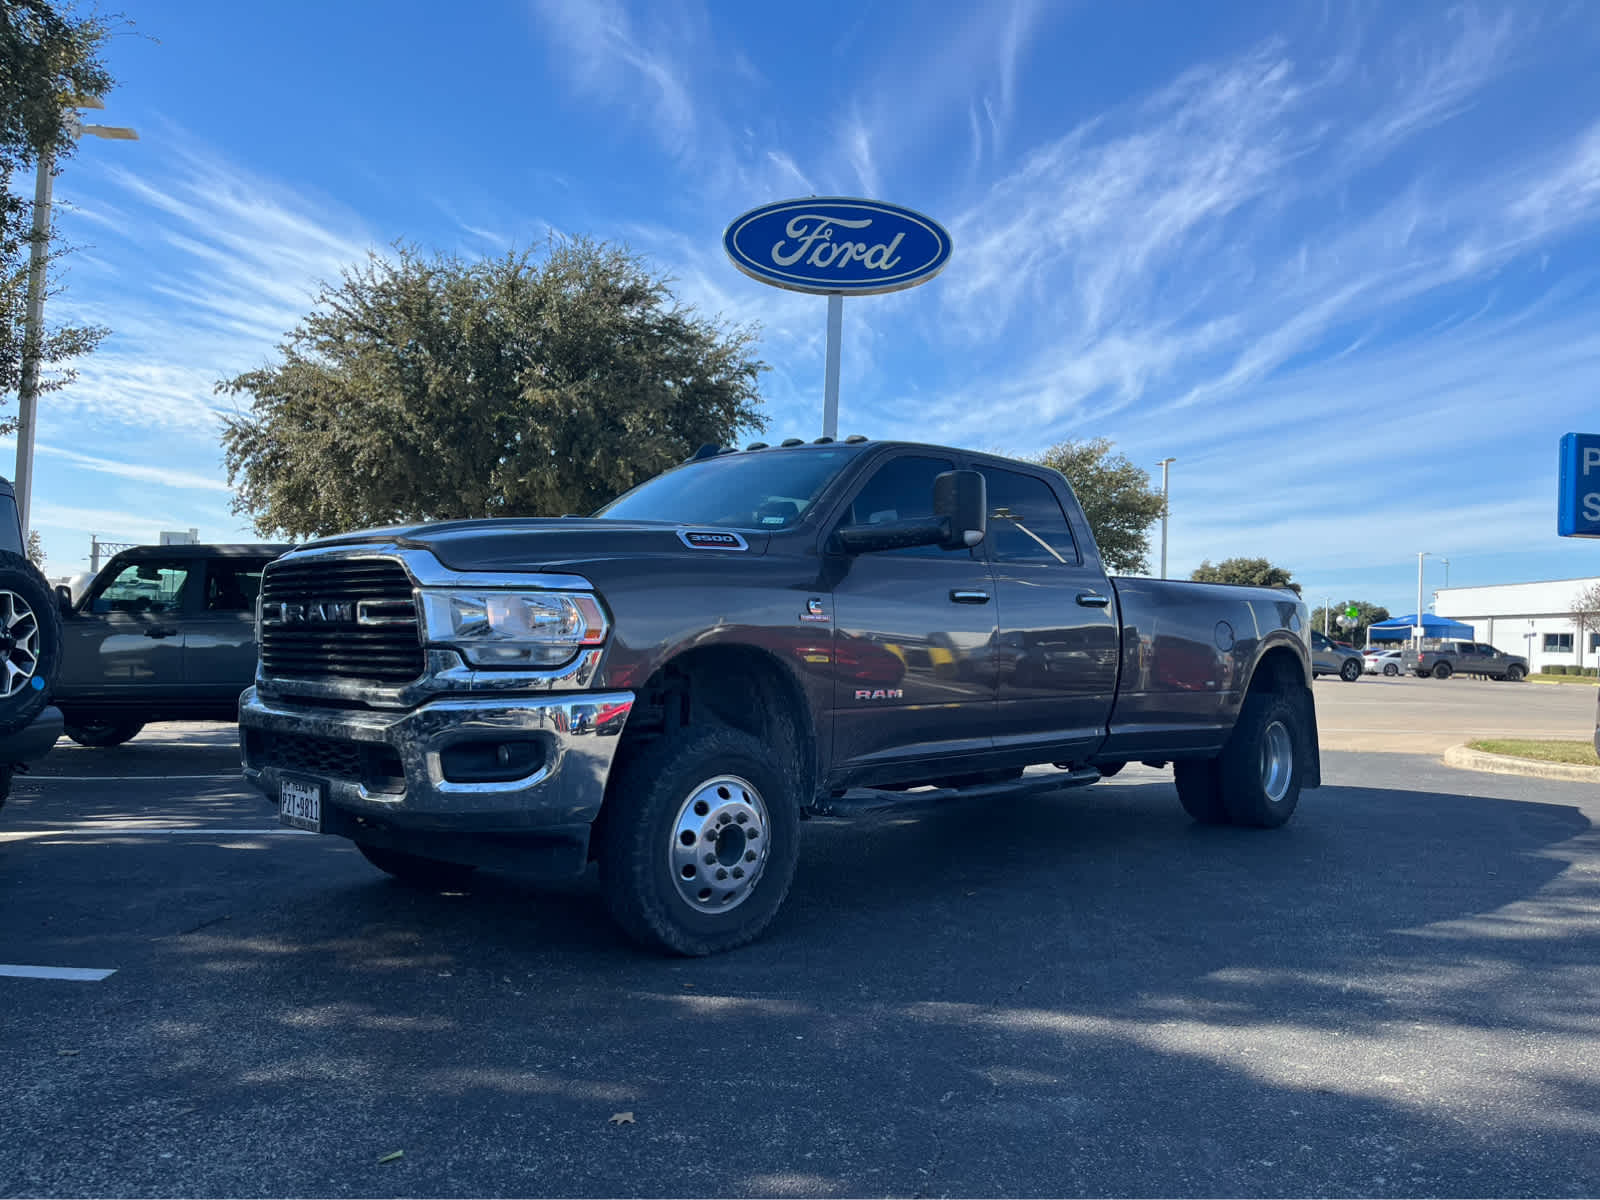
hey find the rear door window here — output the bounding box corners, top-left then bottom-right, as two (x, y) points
(980, 469), (1079, 565)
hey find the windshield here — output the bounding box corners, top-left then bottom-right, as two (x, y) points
(596, 448), (860, 529)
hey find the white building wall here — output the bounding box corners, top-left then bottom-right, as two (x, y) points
(1434, 575), (1600, 673)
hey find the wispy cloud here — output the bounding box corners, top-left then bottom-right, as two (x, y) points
(531, 0), (698, 157)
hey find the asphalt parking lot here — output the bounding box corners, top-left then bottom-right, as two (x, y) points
(2, 699), (1597, 1198)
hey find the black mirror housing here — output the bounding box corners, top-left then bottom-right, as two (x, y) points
(934, 469), (986, 549)
(55, 584), (73, 616)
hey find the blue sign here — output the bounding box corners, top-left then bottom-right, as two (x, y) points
(723, 197), (952, 296)
(1558, 432), (1600, 537)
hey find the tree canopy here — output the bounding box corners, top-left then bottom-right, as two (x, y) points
(1190, 556), (1302, 595)
(1, 0), (117, 432)
(1023, 438), (1166, 574)
(219, 239), (769, 538)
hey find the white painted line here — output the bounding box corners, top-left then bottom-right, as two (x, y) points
(0, 964), (116, 982)
(29, 780), (243, 790)
(3, 827), (314, 836)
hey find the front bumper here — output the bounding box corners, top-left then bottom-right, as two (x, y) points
(238, 687), (633, 833)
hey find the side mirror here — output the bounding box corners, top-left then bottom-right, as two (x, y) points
(934, 469), (986, 549)
(831, 468), (988, 555)
(55, 584), (74, 617)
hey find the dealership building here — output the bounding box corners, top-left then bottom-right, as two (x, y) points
(1434, 576), (1600, 672)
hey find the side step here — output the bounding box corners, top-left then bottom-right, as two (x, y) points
(812, 766), (1102, 818)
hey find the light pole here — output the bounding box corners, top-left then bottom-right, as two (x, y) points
(1415, 551), (1430, 650)
(1441, 557), (1450, 589)
(13, 98), (137, 538)
(1157, 457), (1175, 579)
(1321, 594), (1332, 636)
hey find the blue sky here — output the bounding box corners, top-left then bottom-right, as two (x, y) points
(18, 0), (1600, 615)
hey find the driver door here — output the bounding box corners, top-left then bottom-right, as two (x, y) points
(827, 452), (999, 784)
(58, 557), (192, 703)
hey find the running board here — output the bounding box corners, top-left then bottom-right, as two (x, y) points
(812, 766), (1102, 818)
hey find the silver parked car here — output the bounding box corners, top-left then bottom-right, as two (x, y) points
(1310, 630), (1364, 681)
(1364, 648), (1405, 676)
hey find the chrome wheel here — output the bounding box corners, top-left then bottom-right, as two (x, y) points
(0, 589), (41, 699)
(1259, 720), (1293, 804)
(668, 774), (770, 914)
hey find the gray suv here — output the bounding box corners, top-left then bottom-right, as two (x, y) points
(1309, 630), (1363, 682)
(55, 543), (289, 746)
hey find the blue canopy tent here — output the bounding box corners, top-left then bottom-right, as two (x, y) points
(1366, 613), (1476, 642)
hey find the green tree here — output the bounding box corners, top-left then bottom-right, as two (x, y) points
(1308, 600), (1390, 644)
(24, 527), (43, 567)
(1024, 438), (1166, 574)
(1190, 556), (1302, 595)
(219, 239), (768, 538)
(1, 1), (118, 426)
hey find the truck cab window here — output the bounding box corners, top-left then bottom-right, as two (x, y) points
(981, 469), (1078, 564)
(843, 455), (956, 556)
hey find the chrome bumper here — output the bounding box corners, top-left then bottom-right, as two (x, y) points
(238, 687), (633, 831)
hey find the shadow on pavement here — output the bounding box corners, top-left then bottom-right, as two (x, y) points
(4, 770), (1597, 1198)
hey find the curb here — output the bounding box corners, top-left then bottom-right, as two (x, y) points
(1442, 743), (1600, 782)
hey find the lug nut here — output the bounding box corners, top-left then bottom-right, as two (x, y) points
(732, 867), (744, 879)
(716, 868), (728, 880)
(704, 853), (716, 865)
(745, 850), (756, 862)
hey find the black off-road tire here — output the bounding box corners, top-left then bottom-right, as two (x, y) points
(0, 550), (60, 739)
(1216, 687), (1307, 828)
(1433, 662), (1453, 680)
(63, 716), (146, 748)
(1339, 658), (1362, 682)
(1174, 759), (1230, 824)
(599, 724), (801, 956)
(1096, 761), (1126, 777)
(355, 842), (478, 890)
(1506, 664), (1526, 682)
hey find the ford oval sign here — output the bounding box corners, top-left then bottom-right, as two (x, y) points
(723, 197), (952, 296)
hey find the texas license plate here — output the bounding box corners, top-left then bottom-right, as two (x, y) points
(279, 777), (322, 832)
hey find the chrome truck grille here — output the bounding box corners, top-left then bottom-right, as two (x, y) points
(258, 556), (424, 684)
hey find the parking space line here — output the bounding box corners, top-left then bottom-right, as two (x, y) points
(0, 964), (116, 982)
(29, 780), (243, 790)
(2, 827), (314, 836)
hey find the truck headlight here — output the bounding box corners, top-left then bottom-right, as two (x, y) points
(418, 589), (609, 667)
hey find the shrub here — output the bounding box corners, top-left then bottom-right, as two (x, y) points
(1547, 665), (1569, 675)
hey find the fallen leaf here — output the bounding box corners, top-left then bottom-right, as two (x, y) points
(57, 1049), (79, 1057)
(608, 1112), (635, 1126)
(377, 1151), (405, 1165)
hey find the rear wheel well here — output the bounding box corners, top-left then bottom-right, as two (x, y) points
(1249, 645), (1306, 695)
(596, 646), (817, 848)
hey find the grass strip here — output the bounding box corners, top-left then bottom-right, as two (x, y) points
(1467, 739), (1599, 766)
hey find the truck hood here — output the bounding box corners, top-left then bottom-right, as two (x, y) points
(299, 518), (772, 574)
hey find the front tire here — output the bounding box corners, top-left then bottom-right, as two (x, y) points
(355, 842), (478, 890)
(1506, 664), (1526, 681)
(63, 717), (145, 748)
(600, 724), (800, 956)
(0, 551), (61, 739)
(1339, 658), (1361, 682)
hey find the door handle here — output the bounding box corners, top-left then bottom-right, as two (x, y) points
(949, 590), (991, 604)
(1076, 592), (1111, 608)
(144, 626), (177, 639)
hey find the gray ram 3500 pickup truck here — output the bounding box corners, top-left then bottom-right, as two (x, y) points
(240, 438), (1321, 955)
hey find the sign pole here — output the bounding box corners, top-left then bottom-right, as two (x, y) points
(823, 294), (842, 440)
